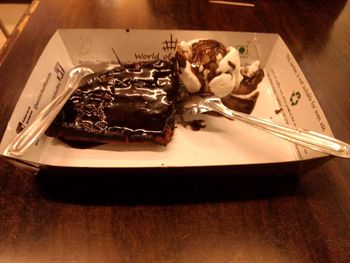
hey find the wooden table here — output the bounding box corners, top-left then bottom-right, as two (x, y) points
(1, 0), (350, 262)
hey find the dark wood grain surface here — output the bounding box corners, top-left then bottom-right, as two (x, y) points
(1, 0), (350, 262)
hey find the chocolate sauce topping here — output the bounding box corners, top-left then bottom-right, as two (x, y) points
(190, 40), (228, 90)
(46, 60), (178, 145)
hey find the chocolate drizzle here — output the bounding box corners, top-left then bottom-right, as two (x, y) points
(46, 60), (178, 146)
(189, 40), (227, 92)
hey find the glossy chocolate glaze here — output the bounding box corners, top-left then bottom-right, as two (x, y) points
(46, 60), (178, 145)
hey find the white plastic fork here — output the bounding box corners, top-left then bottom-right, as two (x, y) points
(4, 63), (118, 157)
(183, 96), (350, 158)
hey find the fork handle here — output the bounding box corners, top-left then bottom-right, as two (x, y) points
(5, 69), (88, 157)
(209, 101), (350, 158)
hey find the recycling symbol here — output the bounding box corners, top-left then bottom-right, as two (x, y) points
(290, 91), (301, 106)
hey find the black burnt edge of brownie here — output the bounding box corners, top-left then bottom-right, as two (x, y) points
(45, 59), (179, 146)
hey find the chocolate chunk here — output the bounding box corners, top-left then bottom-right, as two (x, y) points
(234, 69), (265, 95)
(222, 92), (260, 114)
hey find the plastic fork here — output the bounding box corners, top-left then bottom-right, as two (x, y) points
(183, 96), (350, 158)
(5, 63), (118, 157)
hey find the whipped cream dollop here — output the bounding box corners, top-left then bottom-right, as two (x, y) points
(176, 39), (260, 98)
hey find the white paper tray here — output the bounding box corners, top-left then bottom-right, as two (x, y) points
(0, 29), (333, 169)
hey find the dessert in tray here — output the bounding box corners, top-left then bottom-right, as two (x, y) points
(46, 60), (178, 146)
(176, 39), (264, 113)
(45, 39), (264, 146)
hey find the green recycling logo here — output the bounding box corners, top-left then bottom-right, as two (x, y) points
(290, 91), (301, 106)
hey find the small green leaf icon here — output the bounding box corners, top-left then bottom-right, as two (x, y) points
(239, 47), (246, 54)
(236, 46), (248, 55)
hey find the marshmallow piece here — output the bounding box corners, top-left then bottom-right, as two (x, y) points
(180, 61), (201, 93)
(217, 47), (241, 88)
(178, 41), (193, 60)
(208, 73), (236, 98)
(242, 60), (260, 78)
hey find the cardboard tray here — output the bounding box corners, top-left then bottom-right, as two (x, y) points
(0, 29), (333, 172)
